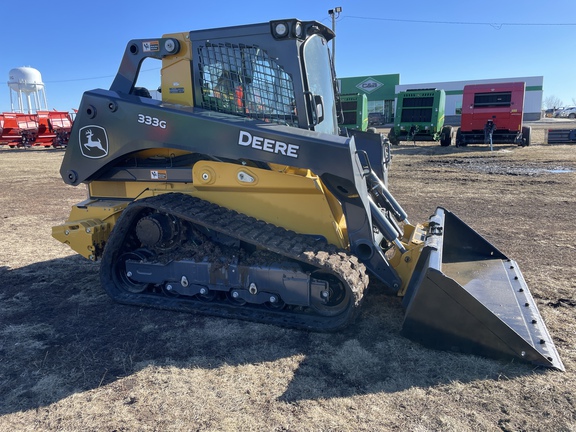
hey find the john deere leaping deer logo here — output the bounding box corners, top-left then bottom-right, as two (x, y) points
(79, 125), (109, 158)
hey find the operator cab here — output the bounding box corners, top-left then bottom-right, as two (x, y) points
(188, 19), (339, 135)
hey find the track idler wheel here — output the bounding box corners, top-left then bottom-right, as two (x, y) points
(310, 272), (351, 317)
(265, 295), (286, 310)
(197, 287), (218, 302)
(227, 290), (247, 306)
(116, 249), (155, 293)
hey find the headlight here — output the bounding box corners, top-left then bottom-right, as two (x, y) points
(271, 20), (306, 40)
(273, 22), (289, 38)
(294, 22), (303, 38)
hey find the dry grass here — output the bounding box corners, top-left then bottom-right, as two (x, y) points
(1, 122), (575, 431)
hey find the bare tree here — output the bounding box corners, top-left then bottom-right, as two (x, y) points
(543, 95), (564, 110)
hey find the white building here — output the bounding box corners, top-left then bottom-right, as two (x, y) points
(395, 76), (544, 123)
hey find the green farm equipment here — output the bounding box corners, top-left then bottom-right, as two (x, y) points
(338, 93), (368, 132)
(388, 89), (453, 146)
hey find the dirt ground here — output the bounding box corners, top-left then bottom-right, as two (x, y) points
(1, 120), (575, 431)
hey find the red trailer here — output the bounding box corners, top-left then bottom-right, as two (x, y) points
(48, 111), (73, 148)
(36, 111), (74, 148)
(0, 112), (38, 147)
(456, 82), (530, 147)
(1, 111), (73, 148)
(35, 111), (57, 147)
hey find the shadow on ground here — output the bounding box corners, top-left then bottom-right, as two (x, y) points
(0, 256), (536, 414)
(389, 142), (523, 156)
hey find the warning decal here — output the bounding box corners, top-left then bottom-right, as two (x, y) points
(150, 170), (167, 180)
(143, 41), (160, 52)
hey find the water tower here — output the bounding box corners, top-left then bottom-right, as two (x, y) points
(8, 67), (49, 113)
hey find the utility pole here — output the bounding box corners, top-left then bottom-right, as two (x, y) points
(328, 7), (342, 71)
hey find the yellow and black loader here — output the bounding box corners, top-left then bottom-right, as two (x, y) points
(53, 19), (563, 370)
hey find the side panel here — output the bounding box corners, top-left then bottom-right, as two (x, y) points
(84, 161), (348, 248)
(160, 32), (194, 106)
(61, 90), (359, 187)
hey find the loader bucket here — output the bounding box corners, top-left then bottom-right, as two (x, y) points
(401, 208), (564, 371)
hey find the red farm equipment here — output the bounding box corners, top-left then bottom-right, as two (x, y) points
(1, 111), (73, 148)
(0, 112), (38, 147)
(36, 111), (74, 148)
(455, 82), (530, 148)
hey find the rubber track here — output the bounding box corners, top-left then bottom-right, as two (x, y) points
(100, 193), (370, 331)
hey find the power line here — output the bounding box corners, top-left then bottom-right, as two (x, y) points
(342, 15), (576, 29)
(44, 67), (161, 84)
(45, 74), (116, 83)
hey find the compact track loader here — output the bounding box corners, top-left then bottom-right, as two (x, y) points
(53, 19), (563, 370)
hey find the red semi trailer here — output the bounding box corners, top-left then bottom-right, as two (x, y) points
(455, 82), (530, 148)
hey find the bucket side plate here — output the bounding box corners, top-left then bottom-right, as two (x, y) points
(401, 208), (564, 371)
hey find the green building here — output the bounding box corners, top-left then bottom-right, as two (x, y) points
(338, 74), (399, 123)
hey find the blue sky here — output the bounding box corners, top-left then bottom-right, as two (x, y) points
(1, 0), (575, 112)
